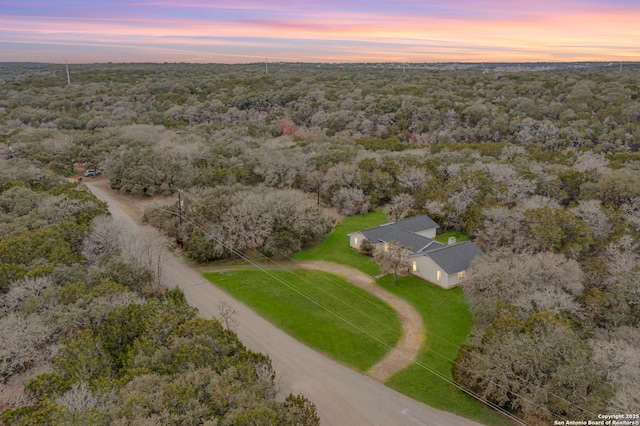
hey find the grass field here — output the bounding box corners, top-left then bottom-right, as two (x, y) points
(294, 209), (387, 275)
(204, 268), (402, 371)
(206, 210), (511, 425)
(295, 211), (510, 425)
(379, 275), (512, 425)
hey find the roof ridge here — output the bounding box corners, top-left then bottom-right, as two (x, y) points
(359, 221), (394, 232)
(424, 240), (474, 252)
(416, 239), (444, 252)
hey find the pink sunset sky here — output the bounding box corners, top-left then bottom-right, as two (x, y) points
(1, 0), (639, 63)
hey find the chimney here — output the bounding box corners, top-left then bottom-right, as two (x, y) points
(447, 236), (457, 245)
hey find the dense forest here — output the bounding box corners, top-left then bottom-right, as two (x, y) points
(0, 175), (319, 425)
(1, 62), (640, 424)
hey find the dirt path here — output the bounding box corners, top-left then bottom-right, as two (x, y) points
(298, 261), (424, 382)
(82, 180), (481, 426)
(202, 260), (424, 382)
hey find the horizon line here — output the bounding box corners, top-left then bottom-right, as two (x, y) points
(2, 60), (638, 65)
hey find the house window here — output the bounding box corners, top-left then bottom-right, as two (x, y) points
(354, 237), (358, 247)
(457, 270), (466, 279)
(436, 270), (442, 282)
(412, 261), (417, 272)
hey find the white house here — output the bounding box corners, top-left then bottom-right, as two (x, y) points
(348, 215), (483, 289)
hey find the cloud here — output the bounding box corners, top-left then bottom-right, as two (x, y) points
(1, 1), (639, 63)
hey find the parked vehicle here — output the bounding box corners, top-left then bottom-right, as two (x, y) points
(84, 169), (101, 177)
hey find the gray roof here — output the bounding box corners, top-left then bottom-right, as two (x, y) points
(359, 223), (395, 242)
(361, 227), (431, 253)
(354, 214), (484, 274)
(359, 214), (443, 253)
(357, 215), (439, 245)
(421, 241), (484, 274)
(392, 215), (439, 233)
(417, 240), (446, 253)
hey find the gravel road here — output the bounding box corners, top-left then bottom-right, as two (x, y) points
(85, 181), (483, 426)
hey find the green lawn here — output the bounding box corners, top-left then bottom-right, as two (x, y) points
(379, 275), (512, 426)
(295, 211), (511, 425)
(294, 209), (388, 275)
(206, 211), (511, 425)
(204, 269), (401, 371)
(435, 230), (469, 244)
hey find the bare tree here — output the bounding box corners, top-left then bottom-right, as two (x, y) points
(466, 251), (584, 327)
(374, 241), (411, 284)
(572, 199), (612, 242)
(592, 327), (640, 412)
(468, 161), (535, 202)
(621, 197), (640, 232)
(476, 206), (528, 253)
(0, 276), (52, 316)
(604, 235), (639, 274)
(302, 170), (325, 205)
(56, 381), (100, 414)
(331, 187), (370, 216)
(83, 216), (169, 292)
(119, 225), (170, 293)
(425, 180), (477, 230)
(573, 150), (610, 174)
(252, 148), (309, 189)
(397, 166), (426, 192)
(386, 193), (414, 221)
(499, 144), (527, 161)
(322, 163), (361, 194)
(0, 313), (55, 381)
(448, 183), (479, 217)
(519, 194), (561, 210)
(0, 380), (33, 413)
(43, 134), (74, 173)
(190, 187), (335, 258)
(82, 215), (122, 266)
(217, 301), (238, 331)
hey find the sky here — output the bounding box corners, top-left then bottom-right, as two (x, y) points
(1, 0), (639, 64)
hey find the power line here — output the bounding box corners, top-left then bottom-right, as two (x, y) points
(96, 186), (592, 423)
(176, 192), (595, 421)
(176, 202), (398, 333)
(94, 184), (582, 424)
(156, 206), (547, 426)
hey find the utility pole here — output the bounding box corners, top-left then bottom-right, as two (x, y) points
(178, 189), (183, 226)
(177, 189), (184, 248)
(65, 59), (71, 85)
(265, 57), (268, 75)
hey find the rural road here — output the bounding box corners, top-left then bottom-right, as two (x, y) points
(85, 181), (483, 426)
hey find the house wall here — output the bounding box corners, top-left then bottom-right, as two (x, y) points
(349, 232), (365, 250)
(446, 271), (464, 288)
(410, 255), (450, 288)
(415, 228), (437, 239)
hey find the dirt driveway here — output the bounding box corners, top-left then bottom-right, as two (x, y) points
(202, 259), (424, 382)
(82, 179), (481, 426)
(298, 261), (424, 382)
